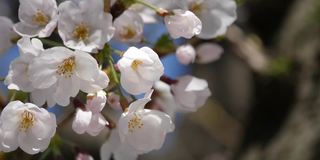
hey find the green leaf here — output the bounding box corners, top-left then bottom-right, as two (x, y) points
(154, 34), (176, 56)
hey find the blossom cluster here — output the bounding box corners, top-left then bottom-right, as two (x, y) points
(0, 0), (236, 159)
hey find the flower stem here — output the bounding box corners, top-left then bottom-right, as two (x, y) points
(111, 48), (123, 56)
(9, 90), (17, 101)
(102, 44), (120, 84)
(108, 57), (120, 84)
(134, 0), (169, 16)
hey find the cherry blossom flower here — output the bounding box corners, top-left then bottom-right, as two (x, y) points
(28, 47), (109, 106)
(58, 0), (115, 53)
(0, 16), (15, 54)
(76, 153), (94, 160)
(4, 38), (58, 107)
(72, 90), (108, 136)
(113, 10), (144, 43)
(164, 9), (202, 39)
(117, 47), (164, 95)
(153, 81), (178, 118)
(0, 101), (56, 154)
(196, 43), (224, 64)
(100, 129), (138, 160)
(177, 0), (237, 39)
(171, 75), (211, 112)
(5, 37), (44, 92)
(107, 92), (121, 109)
(176, 44), (196, 65)
(118, 90), (175, 154)
(14, 0), (58, 38)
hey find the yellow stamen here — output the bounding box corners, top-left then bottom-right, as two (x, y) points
(32, 10), (50, 26)
(131, 60), (143, 71)
(56, 56), (76, 78)
(120, 26), (137, 40)
(19, 110), (35, 132)
(128, 114), (144, 133)
(73, 24), (90, 41)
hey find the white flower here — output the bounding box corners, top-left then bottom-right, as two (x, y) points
(177, 0), (237, 39)
(153, 81), (177, 118)
(196, 43), (223, 64)
(171, 75), (211, 112)
(118, 90), (175, 154)
(72, 90), (108, 136)
(164, 9), (202, 39)
(0, 101), (56, 154)
(100, 129), (138, 160)
(14, 0), (58, 38)
(176, 44), (196, 65)
(113, 10), (144, 43)
(0, 16), (15, 54)
(28, 47), (109, 106)
(58, 0), (115, 53)
(4, 38), (58, 107)
(117, 47), (164, 95)
(5, 37), (44, 92)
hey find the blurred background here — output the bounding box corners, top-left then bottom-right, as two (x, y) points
(1, 0), (320, 159)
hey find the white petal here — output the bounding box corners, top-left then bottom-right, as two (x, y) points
(119, 110), (174, 154)
(75, 50), (100, 81)
(86, 90), (107, 113)
(86, 113), (107, 136)
(176, 44), (196, 65)
(113, 10), (144, 43)
(172, 75), (212, 111)
(164, 9), (202, 39)
(18, 131), (51, 155)
(197, 0), (237, 39)
(0, 101), (24, 131)
(31, 85), (57, 107)
(72, 109), (92, 135)
(5, 58), (34, 92)
(100, 130), (120, 160)
(80, 70), (109, 93)
(118, 47), (163, 95)
(0, 130), (19, 152)
(31, 109), (56, 139)
(14, 22), (41, 37)
(15, 0), (58, 37)
(128, 90), (153, 113)
(58, 0), (114, 53)
(53, 76), (80, 106)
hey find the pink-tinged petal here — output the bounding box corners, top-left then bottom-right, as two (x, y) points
(172, 75), (212, 112)
(196, 43), (223, 64)
(86, 90), (107, 113)
(164, 9), (202, 39)
(86, 113), (107, 136)
(176, 44), (196, 65)
(72, 109), (92, 135)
